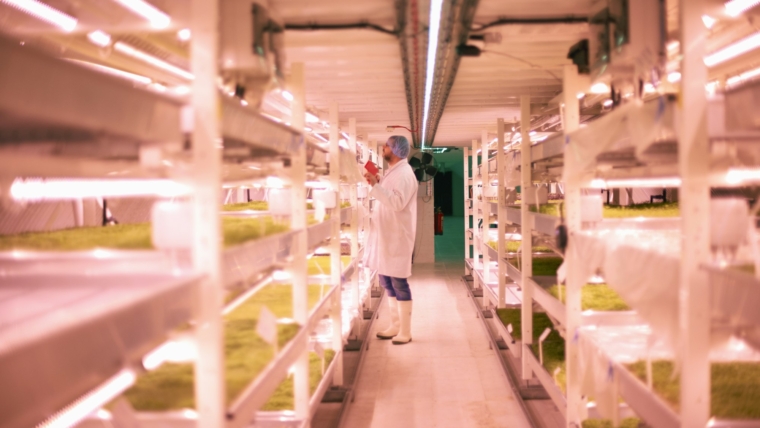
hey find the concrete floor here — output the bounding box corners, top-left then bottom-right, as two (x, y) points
(341, 259), (530, 428)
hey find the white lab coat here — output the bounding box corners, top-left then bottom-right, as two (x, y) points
(363, 159), (418, 278)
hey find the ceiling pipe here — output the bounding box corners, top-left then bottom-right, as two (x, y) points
(284, 22), (398, 36)
(470, 15), (587, 32)
(422, 0), (480, 147)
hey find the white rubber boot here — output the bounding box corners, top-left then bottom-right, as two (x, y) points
(392, 300), (412, 344)
(376, 296), (399, 339)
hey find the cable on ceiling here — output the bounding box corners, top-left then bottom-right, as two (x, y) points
(283, 22), (398, 36)
(470, 16), (588, 32)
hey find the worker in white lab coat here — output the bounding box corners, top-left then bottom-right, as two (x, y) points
(363, 135), (418, 344)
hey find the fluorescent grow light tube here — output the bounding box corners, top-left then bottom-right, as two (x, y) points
(590, 177), (682, 188)
(421, 0), (444, 149)
(704, 31), (760, 67)
(111, 0), (170, 28)
(725, 0), (760, 17)
(11, 178), (192, 201)
(67, 59), (152, 85)
(87, 30), (112, 47)
(0, 0), (77, 32)
(114, 41), (194, 80)
(38, 369), (136, 428)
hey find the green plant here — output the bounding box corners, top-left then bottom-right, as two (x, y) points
(581, 418), (641, 428)
(124, 283), (326, 410)
(626, 360), (760, 418)
(261, 350), (337, 410)
(548, 284), (630, 311)
(495, 308), (566, 391)
(527, 202), (679, 218)
(507, 257), (563, 276)
(307, 256), (353, 276)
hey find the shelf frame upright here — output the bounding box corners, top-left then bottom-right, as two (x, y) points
(563, 63), (584, 427)
(289, 62), (311, 422)
(472, 139), (482, 278)
(678, 0), (711, 425)
(464, 146), (471, 273)
(481, 131), (491, 306)
(189, 0), (225, 425)
(496, 119), (507, 308)
(519, 95), (534, 381)
(328, 101), (344, 387)
(349, 118), (361, 312)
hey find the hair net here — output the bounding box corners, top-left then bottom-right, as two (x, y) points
(387, 135), (410, 159)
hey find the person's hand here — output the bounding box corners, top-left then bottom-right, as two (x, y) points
(364, 171), (379, 186)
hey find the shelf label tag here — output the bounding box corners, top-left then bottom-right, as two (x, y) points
(257, 306), (278, 347)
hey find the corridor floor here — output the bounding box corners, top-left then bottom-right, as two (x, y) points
(342, 260), (531, 428)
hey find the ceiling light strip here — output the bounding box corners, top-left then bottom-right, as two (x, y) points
(114, 41), (194, 80)
(704, 31), (760, 67)
(420, 0), (444, 149)
(1, 0), (77, 32)
(725, 0), (760, 17)
(111, 0), (170, 28)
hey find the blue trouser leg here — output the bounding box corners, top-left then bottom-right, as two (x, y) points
(390, 277), (412, 301)
(379, 274), (396, 298)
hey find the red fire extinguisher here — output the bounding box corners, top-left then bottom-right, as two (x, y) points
(434, 208), (444, 235)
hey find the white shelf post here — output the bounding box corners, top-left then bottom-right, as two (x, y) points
(679, 0), (711, 426)
(472, 139), (481, 275)
(464, 146), (470, 273)
(482, 130), (491, 306)
(190, 0), (224, 425)
(562, 63), (583, 427)
(289, 62), (311, 423)
(329, 101), (344, 387)
(496, 119), (507, 308)
(520, 95), (534, 380)
(349, 118), (360, 312)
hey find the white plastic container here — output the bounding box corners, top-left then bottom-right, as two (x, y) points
(711, 198), (749, 249)
(312, 189), (337, 209)
(357, 185), (369, 199)
(151, 201), (193, 250)
(268, 188), (292, 216)
(523, 186), (548, 205)
(580, 194), (604, 223)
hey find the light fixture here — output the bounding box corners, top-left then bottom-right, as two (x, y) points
(142, 339), (196, 370)
(114, 41), (194, 80)
(727, 65), (760, 86)
(702, 14), (717, 29)
(704, 31), (760, 67)
(38, 369), (136, 428)
(602, 99), (613, 107)
(421, 0), (445, 149)
(177, 28), (191, 41)
(725, 0), (760, 17)
(590, 82), (610, 94)
(590, 177), (682, 188)
(281, 90), (294, 101)
(1, 0), (77, 32)
(67, 59), (152, 85)
(576, 92), (585, 99)
(726, 168), (760, 184)
(667, 71), (682, 83)
(87, 30), (112, 47)
(312, 133), (329, 143)
(172, 85), (190, 95)
(10, 178), (192, 201)
(111, 0), (170, 29)
(306, 112), (319, 123)
(341, 131), (350, 140)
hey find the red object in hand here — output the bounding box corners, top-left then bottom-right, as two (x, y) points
(364, 160), (379, 175)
